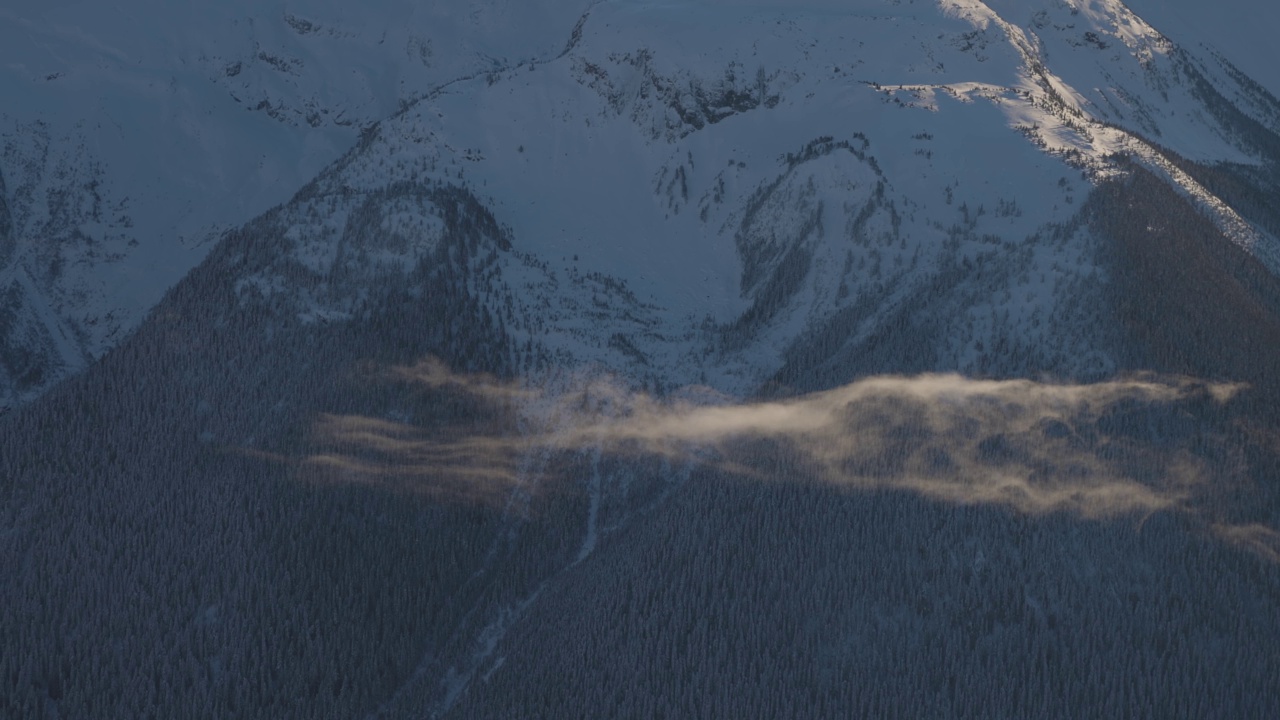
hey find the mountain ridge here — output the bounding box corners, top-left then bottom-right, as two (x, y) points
(3, 0), (1280, 408)
(3, 1), (1280, 717)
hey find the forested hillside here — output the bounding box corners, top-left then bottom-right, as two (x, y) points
(3, 0), (1280, 717)
(3, 169), (1278, 719)
(0, 183), (583, 718)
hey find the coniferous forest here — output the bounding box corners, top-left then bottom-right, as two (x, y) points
(4, 2), (1280, 718)
(1, 165), (1278, 718)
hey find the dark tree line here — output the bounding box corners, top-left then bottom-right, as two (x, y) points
(450, 452), (1280, 719)
(0, 180), (591, 719)
(4, 114), (1280, 720)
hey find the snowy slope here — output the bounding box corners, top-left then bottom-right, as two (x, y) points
(2, 0), (1279, 411)
(223, 0), (1279, 402)
(1123, 0), (1280, 99)
(0, 0), (594, 409)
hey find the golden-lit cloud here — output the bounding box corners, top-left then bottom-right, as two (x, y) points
(522, 373), (1239, 518)
(1211, 523), (1280, 564)
(299, 359), (1274, 557)
(297, 411), (529, 504)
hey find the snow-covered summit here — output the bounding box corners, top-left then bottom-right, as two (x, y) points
(0, 0), (593, 409)
(197, 0), (1280, 403)
(2, 0), (1279, 408)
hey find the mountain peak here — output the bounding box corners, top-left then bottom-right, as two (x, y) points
(3, 3), (1280, 718)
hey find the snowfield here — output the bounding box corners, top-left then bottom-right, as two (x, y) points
(1, 0), (1278, 406)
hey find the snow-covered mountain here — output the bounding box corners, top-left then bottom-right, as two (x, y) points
(3, 1), (1280, 717)
(206, 0), (1280, 396)
(2, 0), (1279, 410)
(0, 0), (595, 409)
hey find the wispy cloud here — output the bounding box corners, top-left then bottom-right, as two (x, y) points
(297, 360), (1274, 558)
(1211, 523), (1280, 564)
(299, 411), (528, 505)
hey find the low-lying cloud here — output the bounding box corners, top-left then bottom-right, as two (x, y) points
(301, 359), (1274, 557)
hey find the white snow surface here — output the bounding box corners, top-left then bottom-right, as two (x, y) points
(0, 0), (594, 406)
(2, 0), (1279, 408)
(1121, 0), (1280, 100)
(197, 0), (1260, 405)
